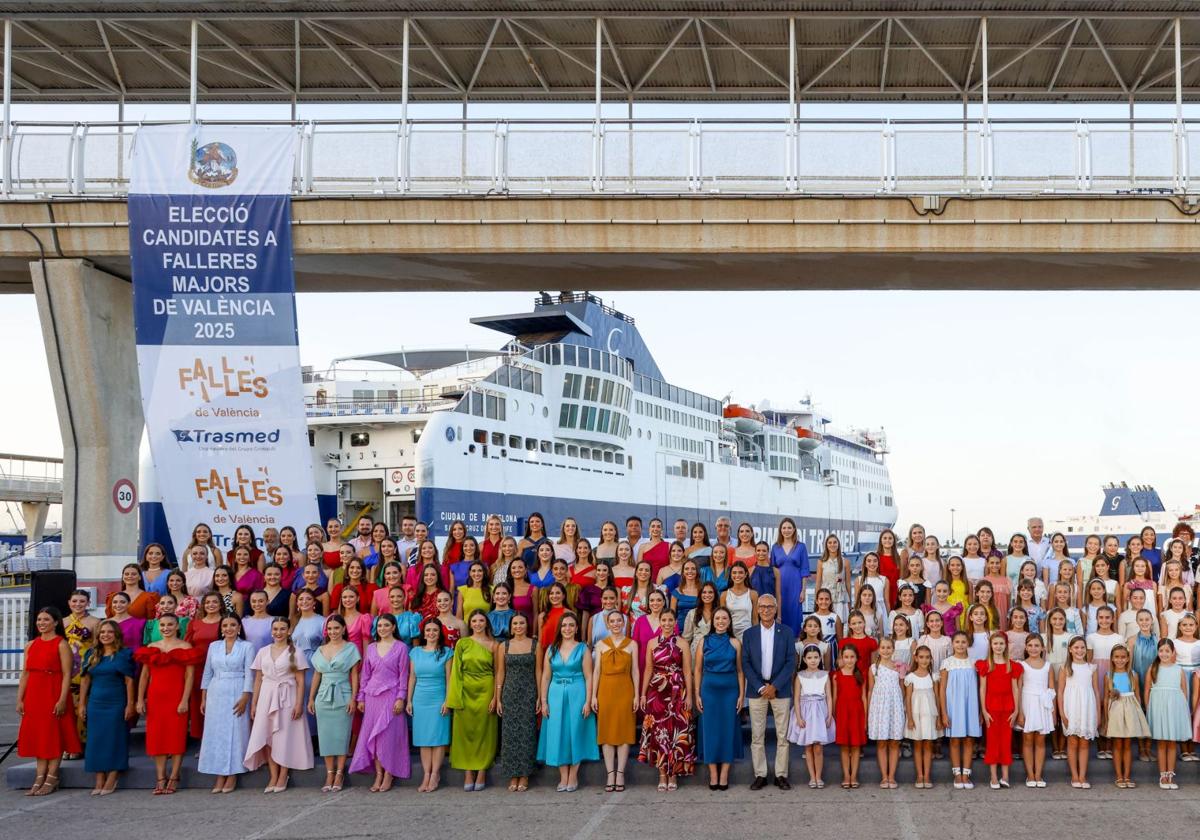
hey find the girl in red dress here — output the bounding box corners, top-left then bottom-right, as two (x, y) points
(832, 645), (867, 788)
(135, 613), (203, 794)
(17, 607), (80, 796)
(977, 631), (1023, 788)
(839, 611), (879, 683)
(184, 592), (224, 739)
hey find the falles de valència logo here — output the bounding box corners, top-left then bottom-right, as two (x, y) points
(187, 138), (238, 188)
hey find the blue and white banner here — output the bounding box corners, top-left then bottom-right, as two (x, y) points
(129, 124), (317, 554)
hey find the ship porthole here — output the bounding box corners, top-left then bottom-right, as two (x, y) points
(542, 406), (549, 417)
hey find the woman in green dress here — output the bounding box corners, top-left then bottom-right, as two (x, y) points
(307, 614), (361, 792)
(495, 612), (541, 792)
(447, 610), (499, 790)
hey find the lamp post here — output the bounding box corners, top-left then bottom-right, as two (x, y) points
(950, 508), (956, 545)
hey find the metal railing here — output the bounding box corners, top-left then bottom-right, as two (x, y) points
(0, 117), (1195, 197)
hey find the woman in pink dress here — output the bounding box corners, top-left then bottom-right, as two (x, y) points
(349, 613), (412, 791)
(335, 587), (374, 657)
(245, 618), (313, 792)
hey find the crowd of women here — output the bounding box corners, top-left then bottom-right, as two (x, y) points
(15, 513), (1200, 795)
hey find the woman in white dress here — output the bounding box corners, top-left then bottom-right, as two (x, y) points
(1018, 634), (1055, 787)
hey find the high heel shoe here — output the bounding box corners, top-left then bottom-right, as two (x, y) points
(153, 776), (166, 795)
(34, 774), (60, 796)
(322, 770), (335, 793)
(614, 770), (625, 792)
(163, 775), (179, 795)
(330, 771), (344, 792)
(27, 774), (45, 796)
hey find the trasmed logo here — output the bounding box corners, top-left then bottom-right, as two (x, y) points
(172, 429), (281, 445)
(188, 140), (238, 188)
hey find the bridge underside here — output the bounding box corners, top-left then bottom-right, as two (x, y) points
(1, 195), (1199, 292)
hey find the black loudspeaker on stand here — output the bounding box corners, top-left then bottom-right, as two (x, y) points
(28, 569), (77, 639)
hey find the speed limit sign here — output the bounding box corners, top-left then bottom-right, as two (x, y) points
(112, 478), (137, 514)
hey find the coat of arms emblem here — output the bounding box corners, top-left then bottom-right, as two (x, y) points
(188, 139), (238, 188)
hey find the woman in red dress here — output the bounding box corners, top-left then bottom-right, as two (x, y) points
(479, 514), (505, 568)
(876, 529), (903, 608)
(184, 593), (224, 739)
(17, 607), (80, 795)
(135, 613), (203, 794)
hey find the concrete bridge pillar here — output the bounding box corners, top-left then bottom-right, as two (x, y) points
(30, 258), (142, 590)
(19, 501), (49, 543)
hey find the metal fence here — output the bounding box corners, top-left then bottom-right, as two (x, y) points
(1, 117), (1195, 197)
(0, 592), (29, 685)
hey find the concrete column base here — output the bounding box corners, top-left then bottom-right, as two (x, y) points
(30, 258), (142, 589)
(19, 501), (49, 544)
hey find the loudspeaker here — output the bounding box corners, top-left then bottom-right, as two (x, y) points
(28, 569), (77, 639)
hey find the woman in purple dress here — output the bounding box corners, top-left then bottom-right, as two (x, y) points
(349, 613), (412, 792)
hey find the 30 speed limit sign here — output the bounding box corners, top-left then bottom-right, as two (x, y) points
(112, 479), (137, 514)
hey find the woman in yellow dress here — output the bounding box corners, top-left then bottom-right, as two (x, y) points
(447, 610), (498, 790)
(592, 609), (639, 792)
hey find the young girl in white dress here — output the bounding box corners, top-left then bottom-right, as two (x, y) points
(866, 637), (904, 789)
(787, 645), (834, 788)
(797, 616), (831, 671)
(917, 610), (952, 672)
(1086, 605), (1122, 759)
(890, 615), (915, 675)
(811, 589), (842, 663)
(1019, 634), (1055, 787)
(1057, 636), (1099, 789)
(903, 645), (940, 789)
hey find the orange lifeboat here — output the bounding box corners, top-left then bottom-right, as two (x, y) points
(795, 426), (823, 450)
(723, 404), (764, 434)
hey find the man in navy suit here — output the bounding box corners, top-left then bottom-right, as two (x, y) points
(742, 595), (796, 790)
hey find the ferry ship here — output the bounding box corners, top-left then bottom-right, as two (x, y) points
(1047, 483), (1199, 550)
(141, 293), (897, 555)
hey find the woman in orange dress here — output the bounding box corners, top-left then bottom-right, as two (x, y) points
(538, 583), (569, 654)
(105, 563), (159, 620)
(135, 613), (204, 794)
(17, 607), (81, 796)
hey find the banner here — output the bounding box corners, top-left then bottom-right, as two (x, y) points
(129, 124), (317, 556)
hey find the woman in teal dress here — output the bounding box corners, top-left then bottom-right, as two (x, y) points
(537, 611), (599, 790)
(496, 613), (541, 792)
(447, 610), (498, 790)
(78, 620), (135, 795)
(307, 614), (361, 792)
(693, 607), (745, 789)
(407, 618), (453, 793)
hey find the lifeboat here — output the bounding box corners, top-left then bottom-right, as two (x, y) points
(723, 403), (764, 434)
(794, 426), (823, 450)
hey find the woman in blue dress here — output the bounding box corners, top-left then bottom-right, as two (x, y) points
(198, 615), (255, 793)
(307, 614), (361, 792)
(537, 611), (599, 791)
(291, 590), (326, 735)
(693, 607), (745, 789)
(407, 617), (453, 792)
(771, 518), (810, 638)
(78, 620), (135, 795)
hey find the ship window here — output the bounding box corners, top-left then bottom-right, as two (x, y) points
(470, 392), (484, 416)
(597, 408), (610, 432)
(559, 404), (570, 427)
(591, 352), (602, 371)
(583, 376), (600, 402)
(509, 435), (521, 449)
(526, 437), (537, 451)
(540, 440), (552, 453)
(350, 432), (370, 447)
(520, 368), (533, 392)
(554, 443), (565, 455)
(581, 447), (590, 459)
(485, 394), (499, 420)
(637, 428), (642, 438)
(568, 445), (579, 457)
(601, 379), (614, 404)
(473, 429), (487, 444)
(615, 453), (624, 465)
(578, 347), (590, 368)
(533, 372), (542, 393)
(455, 399), (469, 414)
(495, 366), (509, 387)
(697, 463), (704, 479)
(627, 456), (633, 469)
(593, 449), (603, 462)
(551, 345), (562, 365)
(567, 404), (579, 428)
(492, 432), (504, 446)
(604, 451), (613, 463)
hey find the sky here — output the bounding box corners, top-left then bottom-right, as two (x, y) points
(1, 98), (1199, 540)
(5, 288), (1198, 541)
